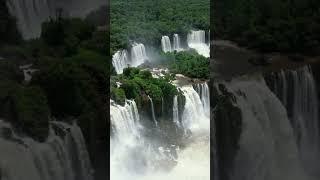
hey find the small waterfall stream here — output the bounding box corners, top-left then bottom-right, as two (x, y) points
(161, 36), (172, 53)
(173, 34), (182, 51)
(148, 96), (158, 127)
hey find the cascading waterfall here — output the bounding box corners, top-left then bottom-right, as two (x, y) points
(173, 34), (182, 51)
(181, 85), (210, 130)
(219, 76), (311, 180)
(0, 120), (93, 180)
(110, 82), (210, 180)
(6, 0), (106, 39)
(112, 50), (129, 74)
(267, 65), (320, 177)
(110, 100), (146, 179)
(161, 36), (172, 53)
(187, 30), (209, 58)
(131, 43), (148, 67)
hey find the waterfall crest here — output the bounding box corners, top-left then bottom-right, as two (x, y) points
(187, 30), (209, 58)
(0, 120), (93, 180)
(161, 36), (172, 53)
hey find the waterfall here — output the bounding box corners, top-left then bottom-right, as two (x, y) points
(0, 120), (93, 180)
(173, 34), (182, 51)
(131, 43), (148, 67)
(161, 36), (172, 53)
(187, 30), (209, 58)
(110, 100), (147, 179)
(188, 30), (206, 44)
(148, 96), (158, 127)
(110, 83), (210, 179)
(219, 77), (310, 180)
(194, 83), (210, 115)
(181, 85), (209, 131)
(112, 43), (148, 74)
(173, 96), (180, 127)
(267, 65), (320, 177)
(6, 0), (106, 39)
(110, 100), (141, 143)
(112, 50), (129, 74)
(6, 0), (51, 39)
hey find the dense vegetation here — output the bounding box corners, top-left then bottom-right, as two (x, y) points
(162, 51), (209, 79)
(215, 0), (320, 54)
(111, 67), (179, 105)
(111, 67), (186, 120)
(0, 11), (108, 146)
(111, 0), (209, 52)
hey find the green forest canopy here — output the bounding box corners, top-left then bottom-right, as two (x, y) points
(214, 0), (320, 54)
(111, 0), (210, 52)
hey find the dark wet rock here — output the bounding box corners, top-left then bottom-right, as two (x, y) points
(210, 82), (242, 180)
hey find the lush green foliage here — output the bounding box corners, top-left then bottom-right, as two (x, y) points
(215, 0), (320, 54)
(111, 67), (179, 106)
(162, 51), (209, 79)
(111, 0), (209, 52)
